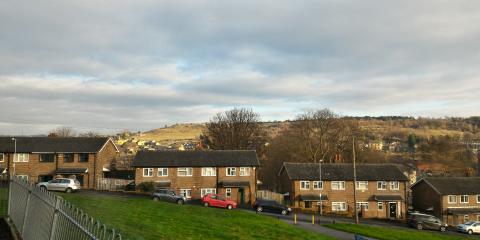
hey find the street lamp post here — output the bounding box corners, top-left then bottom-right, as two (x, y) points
(11, 138), (16, 176)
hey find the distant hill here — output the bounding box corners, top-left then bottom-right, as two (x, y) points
(138, 123), (206, 144)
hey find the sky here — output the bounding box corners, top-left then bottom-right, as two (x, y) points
(1, 1), (480, 135)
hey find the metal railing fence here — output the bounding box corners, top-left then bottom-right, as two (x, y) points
(8, 176), (122, 240)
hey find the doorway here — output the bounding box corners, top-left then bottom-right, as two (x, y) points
(238, 188), (245, 206)
(389, 202), (397, 219)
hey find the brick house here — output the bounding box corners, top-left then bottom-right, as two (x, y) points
(411, 177), (480, 225)
(278, 163), (409, 220)
(131, 150), (259, 205)
(0, 137), (119, 189)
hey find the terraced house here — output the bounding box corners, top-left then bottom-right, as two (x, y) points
(411, 177), (480, 225)
(0, 137), (119, 189)
(278, 163), (409, 220)
(131, 150), (259, 205)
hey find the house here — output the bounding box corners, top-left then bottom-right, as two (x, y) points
(0, 137), (119, 189)
(278, 163), (409, 220)
(131, 150), (260, 205)
(410, 177), (480, 225)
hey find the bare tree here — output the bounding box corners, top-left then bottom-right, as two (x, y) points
(204, 108), (266, 150)
(49, 126), (77, 137)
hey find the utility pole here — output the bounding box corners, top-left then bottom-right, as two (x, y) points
(352, 137), (359, 224)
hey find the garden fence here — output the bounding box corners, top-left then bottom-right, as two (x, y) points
(7, 176), (122, 240)
(96, 178), (133, 191)
(256, 190), (285, 204)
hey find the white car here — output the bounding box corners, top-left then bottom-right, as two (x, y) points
(37, 178), (81, 193)
(457, 221), (480, 235)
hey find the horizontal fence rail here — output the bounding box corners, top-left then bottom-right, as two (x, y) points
(8, 176), (122, 240)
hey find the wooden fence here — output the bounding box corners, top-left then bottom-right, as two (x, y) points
(96, 178), (133, 191)
(256, 190), (284, 203)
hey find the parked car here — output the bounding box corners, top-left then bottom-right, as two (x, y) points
(124, 182), (135, 191)
(201, 194), (237, 210)
(152, 188), (186, 205)
(407, 212), (447, 232)
(253, 199), (291, 215)
(37, 178), (81, 193)
(457, 221), (480, 235)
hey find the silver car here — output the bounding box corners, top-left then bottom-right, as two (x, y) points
(37, 178), (81, 193)
(457, 221), (480, 235)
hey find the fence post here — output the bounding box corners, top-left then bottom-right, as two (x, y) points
(21, 187), (32, 235)
(49, 197), (62, 240)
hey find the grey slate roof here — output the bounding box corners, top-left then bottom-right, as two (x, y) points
(370, 195), (404, 201)
(415, 177), (480, 195)
(298, 194), (328, 201)
(218, 181), (250, 187)
(56, 168), (88, 174)
(0, 137), (113, 153)
(131, 150), (260, 167)
(280, 162), (408, 181)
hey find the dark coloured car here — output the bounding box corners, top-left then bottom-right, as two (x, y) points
(253, 199), (291, 215)
(152, 189), (186, 205)
(124, 182), (135, 191)
(407, 213), (447, 232)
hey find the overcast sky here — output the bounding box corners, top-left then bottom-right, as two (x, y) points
(1, 1), (480, 135)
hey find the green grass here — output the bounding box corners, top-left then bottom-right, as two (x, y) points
(325, 223), (475, 240)
(59, 193), (334, 240)
(0, 187), (7, 217)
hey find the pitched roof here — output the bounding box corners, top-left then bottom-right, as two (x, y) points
(413, 177), (480, 195)
(0, 137), (116, 153)
(131, 150), (260, 167)
(55, 168), (88, 174)
(279, 162), (408, 181)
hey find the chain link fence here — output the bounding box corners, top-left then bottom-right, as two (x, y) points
(7, 176), (122, 240)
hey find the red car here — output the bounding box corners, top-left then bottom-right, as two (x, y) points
(201, 194), (237, 210)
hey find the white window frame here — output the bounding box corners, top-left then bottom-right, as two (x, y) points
(201, 167), (216, 176)
(226, 188), (232, 198)
(17, 175), (28, 181)
(477, 215), (480, 221)
(331, 181), (345, 190)
(239, 167), (251, 176)
(332, 202), (347, 211)
(201, 188), (216, 197)
(157, 168), (168, 177)
(226, 167), (236, 176)
(177, 167), (193, 176)
(313, 181), (323, 190)
(356, 181), (368, 190)
(356, 202), (369, 211)
(460, 195), (469, 204)
(390, 181), (399, 190)
(300, 181), (310, 190)
(377, 181), (387, 190)
(180, 189), (192, 199)
(464, 215), (469, 222)
(477, 195), (480, 203)
(143, 168), (153, 177)
(377, 202), (384, 211)
(448, 195), (457, 204)
(0, 153), (4, 162)
(14, 153), (29, 162)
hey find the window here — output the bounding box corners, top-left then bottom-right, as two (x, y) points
(63, 153), (74, 163)
(356, 181), (368, 190)
(157, 168), (168, 177)
(377, 181), (387, 190)
(460, 195), (469, 203)
(17, 175), (28, 181)
(448, 195), (457, 204)
(332, 202), (347, 211)
(0, 153), (4, 162)
(331, 181), (345, 190)
(239, 167), (251, 176)
(143, 168), (153, 177)
(477, 195), (480, 203)
(78, 153), (89, 162)
(201, 167), (216, 176)
(378, 202), (384, 211)
(305, 201), (312, 208)
(477, 215), (480, 221)
(464, 215), (469, 222)
(390, 181), (399, 190)
(226, 188), (232, 198)
(180, 189), (192, 199)
(201, 188), (216, 197)
(177, 167), (193, 176)
(39, 153), (55, 163)
(313, 181), (323, 190)
(356, 202), (369, 211)
(226, 167), (236, 176)
(14, 153), (29, 162)
(300, 181), (310, 190)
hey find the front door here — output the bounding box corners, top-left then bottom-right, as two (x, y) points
(389, 202), (397, 219)
(239, 188), (245, 206)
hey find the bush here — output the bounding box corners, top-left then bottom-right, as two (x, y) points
(137, 181), (155, 192)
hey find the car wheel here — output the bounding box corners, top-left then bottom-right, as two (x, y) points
(440, 226), (446, 232)
(281, 210), (288, 215)
(204, 202), (209, 207)
(40, 186), (47, 191)
(227, 205), (233, 210)
(65, 188), (72, 193)
(468, 229), (473, 235)
(153, 197), (159, 201)
(256, 206), (263, 212)
(177, 199), (184, 205)
(416, 224), (423, 230)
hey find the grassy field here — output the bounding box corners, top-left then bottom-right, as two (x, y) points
(324, 223), (475, 240)
(59, 193), (334, 240)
